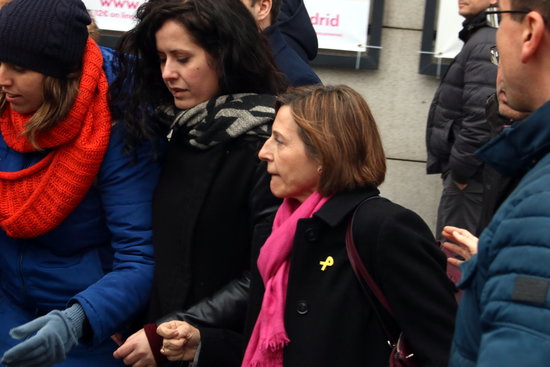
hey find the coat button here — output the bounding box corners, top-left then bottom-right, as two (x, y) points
(296, 300), (309, 315)
(304, 227), (317, 242)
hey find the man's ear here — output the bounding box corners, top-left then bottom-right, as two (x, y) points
(256, 0), (272, 25)
(520, 11), (546, 63)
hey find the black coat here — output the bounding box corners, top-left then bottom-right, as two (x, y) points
(477, 94), (521, 232)
(195, 189), (457, 367)
(259, 189), (456, 366)
(148, 130), (280, 322)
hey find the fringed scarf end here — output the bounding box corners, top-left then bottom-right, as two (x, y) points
(261, 333), (290, 352)
(247, 350), (285, 367)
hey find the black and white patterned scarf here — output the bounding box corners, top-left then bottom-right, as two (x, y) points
(157, 93), (276, 149)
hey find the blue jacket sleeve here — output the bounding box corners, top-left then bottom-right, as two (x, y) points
(71, 123), (162, 345)
(475, 187), (550, 366)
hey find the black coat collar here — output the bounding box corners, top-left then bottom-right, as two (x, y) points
(459, 12), (488, 42)
(313, 188), (380, 228)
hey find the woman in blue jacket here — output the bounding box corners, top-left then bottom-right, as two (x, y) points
(0, 0), (160, 366)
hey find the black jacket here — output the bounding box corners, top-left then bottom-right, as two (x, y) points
(188, 189), (457, 367)
(426, 13), (497, 183)
(148, 130), (280, 322)
(477, 94), (521, 232)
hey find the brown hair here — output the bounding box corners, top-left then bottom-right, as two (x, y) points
(87, 11), (101, 43)
(277, 85), (386, 196)
(0, 73), (80, 149)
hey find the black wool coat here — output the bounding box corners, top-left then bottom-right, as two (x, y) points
(243, 189), (457, 367)
(148, 131), (280, 322)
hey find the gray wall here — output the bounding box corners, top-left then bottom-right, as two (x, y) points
(311, 0), (442, 233)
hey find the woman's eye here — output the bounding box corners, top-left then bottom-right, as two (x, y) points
(177, 57), (189, 63)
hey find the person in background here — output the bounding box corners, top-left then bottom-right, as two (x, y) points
(242, 0), (321, 87)
(111, 0), (287, 365)
(442, 66), (529, 268)
(426, 0), (498, 238)
(86, 10), (121, 83)
(0, 0), (161, 366)
(278, 0), (318, 62)
(448, 0), (550, 365)
(156, 85), (457, 367)
(476, 66), (529, 232)
(87, 11), (101, 43)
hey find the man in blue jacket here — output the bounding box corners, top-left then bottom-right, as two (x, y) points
(242, 0), (321, 87)
(449, 1), (550, 365)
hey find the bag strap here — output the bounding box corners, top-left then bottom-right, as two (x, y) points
(345, 196), (397, 346)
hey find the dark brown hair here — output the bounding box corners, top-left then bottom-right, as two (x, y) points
(112, 0), (288, 152)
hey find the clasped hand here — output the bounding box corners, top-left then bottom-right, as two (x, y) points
(113, 321), (201, 367)
(157, 321), (201, 362)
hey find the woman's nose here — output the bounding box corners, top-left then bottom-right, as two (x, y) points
(258, 138), (272, 161)
(0, 64), (12, 87)
(161, 59), (177, 81)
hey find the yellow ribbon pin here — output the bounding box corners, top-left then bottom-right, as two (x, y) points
(320, 256), (334, 271)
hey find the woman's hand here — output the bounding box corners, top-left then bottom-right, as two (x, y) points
(113, 328), (156, 367)
(441, 226), (478, 266)
(157, 321), (201, 362)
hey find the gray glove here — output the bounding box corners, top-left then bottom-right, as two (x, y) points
(0, 303), (86, 367)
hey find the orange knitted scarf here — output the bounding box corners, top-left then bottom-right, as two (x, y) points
(0, 38), (111, 238)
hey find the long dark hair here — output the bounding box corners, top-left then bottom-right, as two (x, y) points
(111, 0), (288, 152)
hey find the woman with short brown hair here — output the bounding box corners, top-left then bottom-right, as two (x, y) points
(157, 85), (456, 367)
(277, 84), (386, 195)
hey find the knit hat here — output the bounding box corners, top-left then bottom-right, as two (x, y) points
(0, 0), (91, 78)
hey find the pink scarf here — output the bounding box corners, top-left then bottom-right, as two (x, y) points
(242, 192), (331, 367)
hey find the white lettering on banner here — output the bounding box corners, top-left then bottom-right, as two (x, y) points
(304, 0), (370, 52)
(83, 0), (146, 32)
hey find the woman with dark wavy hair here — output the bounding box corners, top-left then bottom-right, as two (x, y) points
(111, 0), (287, 154)
(111, 0), (287, 365)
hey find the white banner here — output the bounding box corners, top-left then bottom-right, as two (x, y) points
(304, 0), (370, 52)
(83, 0), (146, 32)
(434, 1), (464, 59)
